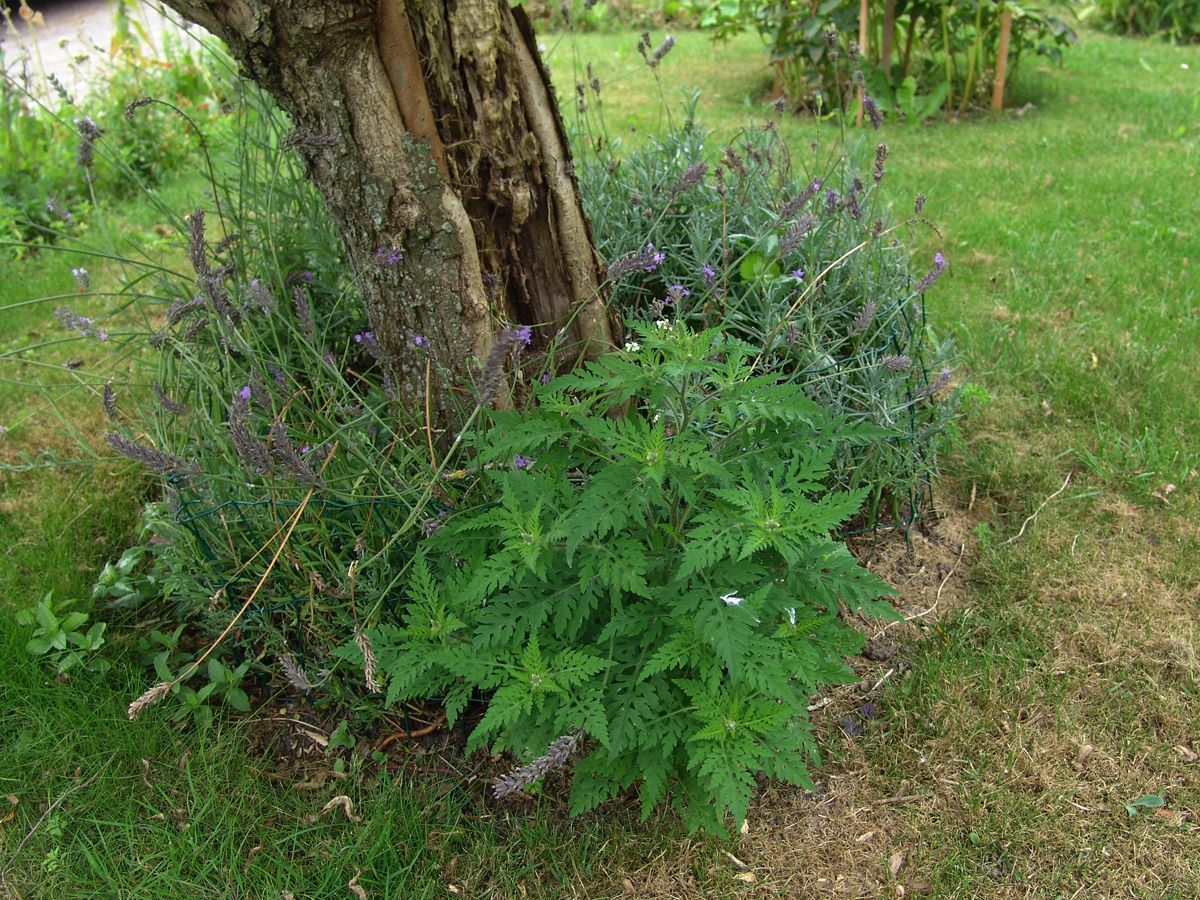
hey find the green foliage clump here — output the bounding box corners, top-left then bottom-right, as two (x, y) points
(16, 593), (109, 675)
(525, 0), (698, 32)
(1086, 0), (1200, 42)
(367, 323), (897, 832)
(577, 108), (955, 524)
(688, 0), (1074, 116)
(0, 10), (230, 256)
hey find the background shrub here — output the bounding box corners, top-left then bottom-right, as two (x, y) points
(575, 97), (956, 525)
(1086, 0), (1200, 42)
(0, 7), (228, 256)
(688, 0), (1075, 116)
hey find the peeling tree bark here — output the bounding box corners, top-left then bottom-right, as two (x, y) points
(161, 0), (615, 433)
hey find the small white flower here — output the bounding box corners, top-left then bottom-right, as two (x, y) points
(785, 607), (797, 626)
(654, 318), (670, 330)
(1182, 63), (1190, 70)
(538, 42), (547, 54)
(721, 592), (744, 606)
(624, 340), (641, 352)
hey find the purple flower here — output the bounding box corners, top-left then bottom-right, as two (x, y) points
(46, 197), (73, 224)
(666, 284), (690, 304)
(863, 93), (883, 130)
(540, 372), (551, 384)
(883, 355), (912, 372)
(914, 252), (947, 294)
(606, 243), (666, 280)
(781, 213), (816, 256)
(701, 262), (717, 286)
(514, 454), (534, 470)
(791, 268), (805, 280)
(919, 366), (953, 400)
(671, 162), (707, 196)
(300, 271), (314, 282)
(73, 115), (104, 168)
(249, 278), (276, 313)
(412, 332), (429, 349)
(374, 246), (404, 266)
(106, 433), (194, 478)
(71, 267), (89, 290)
(779, 179), (822, 220)
(514, 325), (533, 346)
(54, 306), (105, 340)
(239, 385), (252, 400)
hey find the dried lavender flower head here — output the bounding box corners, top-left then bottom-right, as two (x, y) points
(849, 299), (876, 336)
(873, 143), (889, 183)
(125, 97), (153, 120)
(863, 93), (883, 130)
(73, 115), (105, 168)
(492, 729), (583, 799)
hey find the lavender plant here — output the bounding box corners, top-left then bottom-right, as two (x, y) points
(362, 323), (898, 833)
(576, 100), (956, 526)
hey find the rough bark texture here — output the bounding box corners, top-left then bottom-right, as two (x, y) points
(161, 0), (614, 431)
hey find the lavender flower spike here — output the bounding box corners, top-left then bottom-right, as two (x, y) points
(493, 729), (584, 799)
(606, 243), (665, 280)
(919, 366), (953, 400)
(849, 299), (876, 336)
(914, 252), (947, 294)
(270, 419), (321, 486)
(105, 433), (193, 477)
(229, 391), (271, 476)
(479, 327), (534, 404)
(153, 383), (190, 416)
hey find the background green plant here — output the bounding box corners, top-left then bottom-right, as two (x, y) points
(1085, 0), (1200, 42)
(0, 3), (229, 256)
(687, 0), (1076, 116)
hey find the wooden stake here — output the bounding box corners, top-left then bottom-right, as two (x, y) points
(882, 0), (896, 74)
(857, 0), (869, 124)
(992, 7), (1014, 112)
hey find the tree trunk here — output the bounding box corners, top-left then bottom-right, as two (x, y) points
(160, 0), (615, 433)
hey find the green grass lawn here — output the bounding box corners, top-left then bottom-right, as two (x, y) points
(3, 23), (1199, 898)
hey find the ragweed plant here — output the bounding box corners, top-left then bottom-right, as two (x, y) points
(364, 321), (898, 833)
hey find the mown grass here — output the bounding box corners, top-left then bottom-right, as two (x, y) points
(3, 20), (1199, 898)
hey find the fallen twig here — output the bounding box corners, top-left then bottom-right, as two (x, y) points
(1001, 471), (1072, 546)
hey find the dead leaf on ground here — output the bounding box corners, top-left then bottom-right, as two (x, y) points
(348, 869), (367, 899)
(1073, 743), (1095, 769)
(889, 849), (907, 878)
(243, 844), (263, 875)
(308, 794), (361, 823)
(1153, 807), (1189, 827)
(1175, 745), (1198, 763)
(734, 871), (757, 883)
(1151, 483), (1177, 504)
(295, 769), (347, 791)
